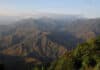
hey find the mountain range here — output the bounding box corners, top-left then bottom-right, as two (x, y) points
(0, 15), (100, 70)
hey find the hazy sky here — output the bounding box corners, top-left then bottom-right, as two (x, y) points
(0, 0), (100, 18)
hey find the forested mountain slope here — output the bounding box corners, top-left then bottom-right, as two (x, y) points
(0, 16), (100, 70)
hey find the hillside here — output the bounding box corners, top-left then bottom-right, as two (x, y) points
(48, 36), (100, 70)
(0, 16), (100, 70)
